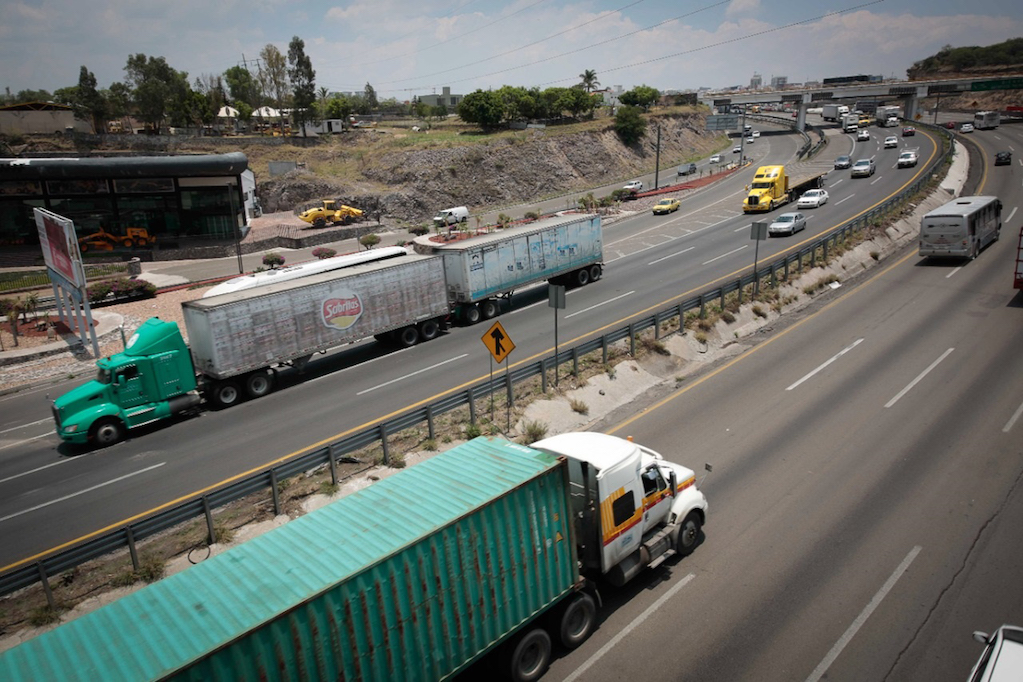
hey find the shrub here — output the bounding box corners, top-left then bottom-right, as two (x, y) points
(751, 305), (767, 318)
(408, 224), (431, 236)
(422, 439), (437, 451)
(136, 553), (165, 583)
(570, 399), (589, 415)
(464, 423), (482, 439)
(311, 247), (337, 259)
(695, 332), (708, 344)
(262, 252), (285, 269)
(721, 310), (736, 323)
(522, 420), (548, 443)
(523, 211), (540, 221)
(359, 234), (381, 249)
(497, 213), (512, 228)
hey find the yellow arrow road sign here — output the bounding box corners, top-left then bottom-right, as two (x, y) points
(482, 320), (515, 364)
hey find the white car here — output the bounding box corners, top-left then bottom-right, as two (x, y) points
(732, 145), (742, 154)
(968, 625), (1023, 682)
(897, 150), (918, 168)
(623, 181), (644, 193)
(745, 135), (755, 144)
(752, 130), (760, 138)
(960, 122), (975, 133)
(851, 158), (876, 177)
(857, 129), (870, 141)
(884, 136), (898, 148)
(797, 189), (829, 209)
(768, 212), (807, 236)
(709, 153), (723, 164)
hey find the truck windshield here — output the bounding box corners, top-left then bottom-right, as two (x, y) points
(97, 368), (112, 384)
(752, 181), (774, 189)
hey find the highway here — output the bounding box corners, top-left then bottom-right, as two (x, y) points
(538, 119), (1022, 681)
(0, 121), (947, 566)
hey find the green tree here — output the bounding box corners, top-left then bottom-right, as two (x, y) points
(363, 82), (378, 110)
(457, 89), (504, 130)
(223, 65), (259, 106)
(287, 36), (316, 136)
(105, 81), (134, 131)
(620, 85), (660, 109)
(317, 86), (330, 118)
(430, 104), (448, 120)
(325, 95), (352, 122)
(13, 89), (52, 104)
(614, 105), (646, 145)
(579, 69), (600, 93)
(258, 44), (289, 109)
(124, 54), (189, 134)
(74, 66), (108, 133)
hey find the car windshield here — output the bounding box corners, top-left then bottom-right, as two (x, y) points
(854, 161), (869, 167)
(803, 191), (820, 198)
(837, 156), (849, 162)
(657, 200), (672, 206)
(775, 215), (794, 223)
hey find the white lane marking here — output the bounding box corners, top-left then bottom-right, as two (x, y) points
(606, 211), (742, 258)
(0, 431), (55, 452)
(0, 458), (73, 485)
(0, 463), (167, 524)
(1004, 206), (1017, 224)
(648, 247), (695, 265)
(605, 234), (684, 262)
(0, 418), (52, 435)
(805, 546), (922, 682)
(787, 338), (864, 391)
(566, 291), (635, 319)
(356, 354), (469, 395)
(1004, 399), (1023, 433)
(945, 266), (963, 279)
(831, 178), (845, 187)
(702, 245), (748, 265)
(835, 194), (855, 205)
(870, 175), (883, 185)
(565, 573), (695, 682)
(306, 343), (413, 383)
(885, 348), (954, 408)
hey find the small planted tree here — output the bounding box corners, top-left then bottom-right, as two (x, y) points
(262, 252), (285, 269)
(359, 234), (380, 250)
(311, 247), (337, 259)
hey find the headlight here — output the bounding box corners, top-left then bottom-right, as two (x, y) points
(64, 424), (79, 433)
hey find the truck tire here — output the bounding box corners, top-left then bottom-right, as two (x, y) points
(418, 319), (440, 341)
(136, 238), (148, 247)
(574, 268), (590, 287)
(480, 299), (499, 319)
(676, 511), (702, 557)
(123, 239), (134, 249)
(90, 418), (125, 447)
(504, 628), (551, 682)
(397, 326), (419, 347)
(462, 304), (481, 325)
(557, 592), (597, 649)
(79, 242), (90, 253)
(245, 370), (273, 399)
(588, 264), (602, 282)
(313, 217), (326, 228)
(210, 381), (241, 408)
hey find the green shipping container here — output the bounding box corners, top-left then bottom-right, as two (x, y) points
(0, 437), (578, 681)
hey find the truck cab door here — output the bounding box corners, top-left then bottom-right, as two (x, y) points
(113, 364), (147, 409)
(640, 465), (673, 533)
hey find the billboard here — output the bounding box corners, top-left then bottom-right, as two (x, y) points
(34, 208), (85, 288)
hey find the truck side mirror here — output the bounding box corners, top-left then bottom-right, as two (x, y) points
(669, 470), (677, 494)
(117, 374), (127, 385)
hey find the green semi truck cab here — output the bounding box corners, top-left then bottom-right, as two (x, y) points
(52, 318), (200, 446)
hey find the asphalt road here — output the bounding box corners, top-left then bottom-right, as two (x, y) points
(0, 121), (950, 569)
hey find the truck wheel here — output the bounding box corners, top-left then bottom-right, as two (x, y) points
(123, 239), (134, 249)
(505, 628), (551, 682)
(136, 238), (148, 247)
(313, 217), (326, 228)
(418, 320), (440, 341)
(245, 370), (273, 398)
(557, 592), (597, 649)
(574, 268), (590, 287)
(79, 242), (89, 253)
(676, 511), (702, 557)
(463, 304), (481, 325)
(480, 299), (499, 319)
(588, 264), (602, 282)
(211, 381), (241, 408)
(90, 418), (125, 447)
(397, 326), (419, 347)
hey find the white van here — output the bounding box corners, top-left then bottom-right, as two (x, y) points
(433, 206), (469, 227)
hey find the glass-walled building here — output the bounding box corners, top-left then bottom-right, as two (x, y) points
(0, 153), (253, 248)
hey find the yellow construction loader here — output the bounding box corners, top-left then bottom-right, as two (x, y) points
(298, 200), (364, 228)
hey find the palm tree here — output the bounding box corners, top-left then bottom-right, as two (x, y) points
(318, 86), (330, 119)
(579, 69), (600, 93)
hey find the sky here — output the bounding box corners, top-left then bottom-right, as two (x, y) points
(1, 0), (1021, 101)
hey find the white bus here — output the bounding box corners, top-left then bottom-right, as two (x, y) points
(919, 195), (1002, 259)
(973, 111), (1000, 130)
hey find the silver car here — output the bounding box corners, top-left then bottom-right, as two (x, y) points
(851, 158), (876, 177)
(768, 212), (807, 236)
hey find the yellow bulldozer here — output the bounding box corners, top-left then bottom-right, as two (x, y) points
(298, 200), (364, 228)
(78, 226), (156, 252)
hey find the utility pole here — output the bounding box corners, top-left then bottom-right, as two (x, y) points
(654, 124), (661, 190)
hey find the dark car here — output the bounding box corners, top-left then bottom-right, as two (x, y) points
(834, 155), (852, 169)
(902, 126), (916, 137)
(995, 151), (1012, 166)
(943, 121), (957, 129)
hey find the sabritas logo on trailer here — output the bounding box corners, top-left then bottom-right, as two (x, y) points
(321, 290), (363, 330)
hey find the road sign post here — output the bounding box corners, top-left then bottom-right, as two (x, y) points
(750, 220), (768, 295)
(549, 284), (566, 387)
(481, 320), (515, 428)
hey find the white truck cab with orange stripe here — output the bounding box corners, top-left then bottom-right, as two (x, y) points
(532, 432), (708, 587)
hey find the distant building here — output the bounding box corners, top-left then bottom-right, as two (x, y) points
(750, 73), (763, 89)
(417, 87), (463, 109)
(770, 76), (788, 89)
(0, 102), (91, 135)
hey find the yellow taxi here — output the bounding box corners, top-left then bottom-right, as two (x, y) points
(652, 197), (680, 215)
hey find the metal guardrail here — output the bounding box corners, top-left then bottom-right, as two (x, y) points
(0, 124), (955, 603)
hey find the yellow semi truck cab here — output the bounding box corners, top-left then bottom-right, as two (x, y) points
(743, 165), (790, 213)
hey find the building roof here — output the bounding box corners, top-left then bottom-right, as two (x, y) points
(0, 152), (249, 180)
(0, 101), (73, 112)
